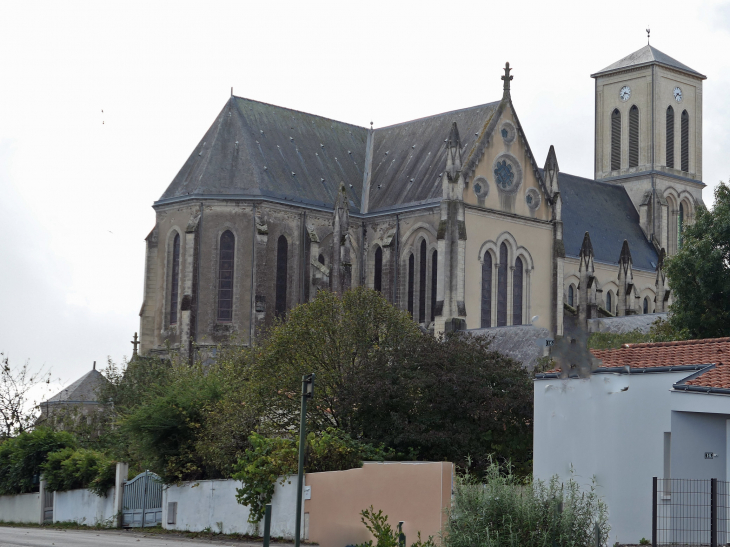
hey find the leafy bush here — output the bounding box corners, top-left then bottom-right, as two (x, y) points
(41, 447), (117, 497)
(444, 461), (609, 547)
(588, 318), (690, 350)
(0, 428), (76, 495)
(349, 506), (435, 547)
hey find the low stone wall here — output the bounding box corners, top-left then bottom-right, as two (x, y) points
(0, 492), (40, 523)
(53, 488), (115, 526)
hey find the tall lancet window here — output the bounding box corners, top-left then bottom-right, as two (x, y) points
(678, 203), (684, 249)
(407, 253), (415, 317)
(568, 285), (575, 307)
(169, 233), (181, 325)
(681, 110), (689, 172)
(513, 257), (523, 325)
(430, 250), (437, 322)
(418, 240), (427, 323)
(217, 230), (235, 322)
(629, 105), (639, 168)
(611, 109), (621, 171)
(666, 106), (675, 168)
(275, 235), (288, 317)
(606, 291), (613, 314)
(374, 247), (383, 293)
(481, 252), (492, 328)
(497, 243), (508, 327)
(643, 297), (650, 314)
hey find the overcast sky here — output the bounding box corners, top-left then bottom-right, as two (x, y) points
(1, 0), (729, 393)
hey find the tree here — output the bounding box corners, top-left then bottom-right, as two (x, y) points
(0, 353), (54, 439)
(665, 182), (730, 338)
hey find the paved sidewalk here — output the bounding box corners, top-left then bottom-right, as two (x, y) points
(0, 527), (298, 547)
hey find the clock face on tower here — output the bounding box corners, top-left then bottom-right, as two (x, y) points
(674, 87), (683, 102)
(619, 86), (631, 101)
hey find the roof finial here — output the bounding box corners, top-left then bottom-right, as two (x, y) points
(646, 26), (650, 45)
(231, 87), (233, 97)
(93, 361), (96, 371)
(131, 332), (139, 358)
(501, 62), (513, 99)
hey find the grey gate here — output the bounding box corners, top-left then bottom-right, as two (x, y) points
(122, 471), (163, 527)
(43, 489), (53, 523)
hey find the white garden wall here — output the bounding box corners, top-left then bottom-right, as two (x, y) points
(53, 487), (116, 525)
(162, 477), (300, 537)
(0, 492), (39, 523)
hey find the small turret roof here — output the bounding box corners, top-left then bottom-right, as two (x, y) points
(591, 45), (706, 79)
(42, 369), (109, 405)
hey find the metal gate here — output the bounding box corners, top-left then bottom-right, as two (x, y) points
(43, 489), (53, 523)
(122, 471), (162, 527)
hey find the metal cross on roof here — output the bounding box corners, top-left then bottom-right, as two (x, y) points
(502, 62), (513, 98)
(131, 332), (139, 357)
(646, 27), (650, 44)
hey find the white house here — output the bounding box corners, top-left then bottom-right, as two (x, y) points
(534, 337), (730, 545)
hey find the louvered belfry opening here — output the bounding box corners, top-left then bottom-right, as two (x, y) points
(374, 247), (382, 293)
(497, 243), (508, 327)
(666, 106), (675, 168)
(430, 250), (437, 322)
(628, 105), (639, 168)
(611, 109), (621, 171)
(513, 257), (523, 326)
(681, 110), (689, 172)
(169, 233), (180, 325)
(481, 252), (492, 328)
(217, 230), (235, 322)
(407, 253), (415, 317)
(418, 240), (427, 323)
(275, 235), (288, 317)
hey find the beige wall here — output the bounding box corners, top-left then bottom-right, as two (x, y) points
(305, 462), (453, 547)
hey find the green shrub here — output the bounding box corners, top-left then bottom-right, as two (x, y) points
(0, 428), (77, 495)
(349, 506), (435, 547)
(444, 461), (609, 547)
(42, 447), (117, 497)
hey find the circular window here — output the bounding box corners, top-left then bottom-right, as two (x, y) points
(492, 154), (522, 193)
(473, 176), (489, 199)
(500, 122), (516, 144)
(526, 188), (541, 210)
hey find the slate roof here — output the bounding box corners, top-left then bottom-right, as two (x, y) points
(553, 171), (659, 271)
(42, 369), (109, 405)
(469, 325), (550, 371)
(367, 102), (500, 212)
(591, 337), (730, 370)
(588, 313), (667, 334)
(591, 45), (706, 79)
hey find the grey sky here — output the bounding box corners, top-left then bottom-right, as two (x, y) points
(1, 0), (728, 391)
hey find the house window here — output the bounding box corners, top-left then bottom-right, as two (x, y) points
(568, 284), (575, 307)
(217, 230), (235, 322)
(513, 257), (523, 325)
(481, 252), (492, 328)
(497, 243), (508, 326)
(611, 109), (621, 171)
(374, 247), (382, 293)
(419, 240), (427, 323)
(430, 250), (437, 322)
(681, 110), (689, 172)
(169, 233), (180, 325)
(606, 291), (612, 314)
(275, 236), (288, 317)
(666, 106), (675, 168)
(407, 253), (415, 317)
(629, 105), (639, 168)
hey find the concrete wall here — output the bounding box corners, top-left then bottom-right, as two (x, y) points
(0, 492), (39, 523)
(671, 411), (729, 481)
(304, 461), (453, 547)
(162, 477), (300, 537)
(53, 488), (115, 525)
(534, 371), (689, 545)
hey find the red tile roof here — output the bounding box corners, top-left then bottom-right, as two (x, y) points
(591, 337), (730, 370)
(683, 365), (730, 389)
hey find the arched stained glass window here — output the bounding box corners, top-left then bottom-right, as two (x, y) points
(611, 109), (621, 171)
(481, 252), (492, 328)
(666, 106), (675, 168)
(431, 250), (437, 322)
(513, 257), (523, 325)
(606, 291), (612, 314)
(374, 247), (383, 293)
(275, 236), (288, 317)
(678, 203), (684, 249)
(217, 230), (235, 322)
(169, 233), (180, 325)
(407, 253), (415, 317)
(568, 284), (575, 307)
(497, 243), (508, 327)
(643, 297), (649, 315)
(419, 240), (427, 323)
(629, 106), (639, 168)
(681, 110), (690, 172)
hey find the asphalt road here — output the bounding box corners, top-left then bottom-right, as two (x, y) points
(0, 527), (295, 547)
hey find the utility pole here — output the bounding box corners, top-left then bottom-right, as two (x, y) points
(294, 373), (314, 547)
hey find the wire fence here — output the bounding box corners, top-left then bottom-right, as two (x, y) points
(653, 477), (730, 547)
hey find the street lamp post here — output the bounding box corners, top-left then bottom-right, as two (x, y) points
(294, 373), (314, 547)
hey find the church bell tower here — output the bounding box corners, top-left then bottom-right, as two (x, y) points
(592, 41), (706, 255)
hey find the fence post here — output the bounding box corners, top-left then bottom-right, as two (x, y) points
(38, 476), (46, 525)
(593, 522), (600, 547)
(652, 477), (658, 547)
(263, 504), (272, 547)
(710, 479), (717, 547)
(113, 462), (128, 529)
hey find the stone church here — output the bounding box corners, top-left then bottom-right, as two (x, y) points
(138, 44), (705, 359)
